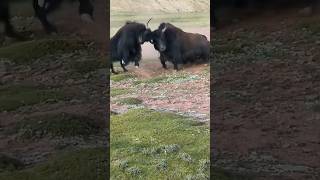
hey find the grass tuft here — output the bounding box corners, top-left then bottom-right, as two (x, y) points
(0, 84), (67, 112)
(179, 152), (193, 163)
(117, 97), (142, 105)
(0, 148), (108, 180)
(110, 88), (131, 97)
(126, 166), (142, 176)
(111, 109), (209, 179)
(0, 39), (88, 64)
(13, 113), (100, 139)
(0, 154), (24, 172)
(111, 73), (135, 82)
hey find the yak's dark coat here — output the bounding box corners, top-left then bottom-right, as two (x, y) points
(110, 22), (151, 73)
(149, 23), (209, 70)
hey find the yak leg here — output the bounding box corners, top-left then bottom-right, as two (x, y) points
(110, 63), (118, 74)
(173, 53), (183, 71)
(0, 1), (24, 39)
(120, 50), (130, 72)
(160, 54), (167, 69)
(120, 62), (128, 72)
(134, 51), (141, 67)
(33, 0), (58, 33)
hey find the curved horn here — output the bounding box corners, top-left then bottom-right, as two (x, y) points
(161, 25), (167, 33)
(146, 18), (152, 27)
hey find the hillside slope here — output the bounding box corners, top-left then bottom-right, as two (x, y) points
(110, 0), (210, 13)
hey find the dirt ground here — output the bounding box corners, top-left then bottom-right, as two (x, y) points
(0, 0), (108, 170)
(111, 28), (210, 122)
(212, 8), (320, 180)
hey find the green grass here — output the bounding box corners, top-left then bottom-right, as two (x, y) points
(68, 57), (107, 74)
(134, 74), (200, 85)
(12, 113), (101, 139)
(117, 97), (143, 105)
(0, 148), (108, 180)
(0, 85), (67, 112)
(111, 109), (209, 179)
(211, 169), (253, 180)
(0, 39), (87, 64)
(110, 88), (131, 97)
(0, 154), (24, 172)
(111, 73), (135, 82)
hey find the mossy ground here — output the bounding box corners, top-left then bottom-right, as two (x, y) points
(117, 97), (143, 105)
(0, 148), (109, 180)
(0, 85), (67, 112)
(0, 39), (88, 64)
(11, 113), (101, 139)
(110, 109), (209, 179)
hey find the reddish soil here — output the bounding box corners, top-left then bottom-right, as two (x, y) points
(111, 27), (210, 122)
(212, 9), (320, 179)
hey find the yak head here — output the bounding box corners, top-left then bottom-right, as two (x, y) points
(151, 23), (170, 52)
(137, 18), (153, 44)
(79, 0), (94, 23)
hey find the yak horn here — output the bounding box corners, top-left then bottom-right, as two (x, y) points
(146, 18), (152, 27)
(162, 25), (167, 33)
(81, 14), (94, 24)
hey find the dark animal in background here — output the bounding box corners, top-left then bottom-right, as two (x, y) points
(110, 19), (152, 74)
(1, 0), (94, 39)
(149, 23), (209, 70)
(33, 0), (94, 33)
(0, 0), (23, 39)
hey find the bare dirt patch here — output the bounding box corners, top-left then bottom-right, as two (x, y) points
(212, 10), (320, 179)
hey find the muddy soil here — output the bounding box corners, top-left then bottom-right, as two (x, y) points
(111, 28), (210, 122)
(212, 9), (320, 180)
(0, 0), (108, 169)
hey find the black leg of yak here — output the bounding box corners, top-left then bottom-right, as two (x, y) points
(173, 53), (182, 71)
(33, 0), (62, 33)
(120, 50), (129, 72)
(120, 62), (128, 72)
(110, 62), (118, 74)
(0, 0), (24, 39)
(160, 54), (167, 69)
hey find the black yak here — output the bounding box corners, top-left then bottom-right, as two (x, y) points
(110, 20), (152, 74)
(149, 23), (209, 70)
(33, 0), (94, 33)
(0, 0), (23, 39)
(0, 0), (94, 38)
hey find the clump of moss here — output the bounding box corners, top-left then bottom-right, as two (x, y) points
(0, 154), (24, 172)
(14, 113), (100, 139)
(155, 159), (168, 171)
(117, 97), (142, 105)
(126, 166), (142, 176)
(0, 84), (67, 112)
(0, 148), (108, 180)
(69, 58), (106, 74)
(0, 39), (88, 64)
(110, 88), (131, 97)
(178, 152), (193, 163)
(111, 73), (135, 82)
